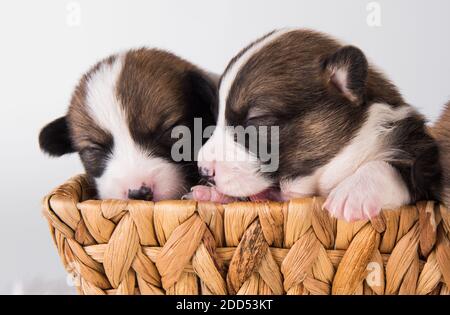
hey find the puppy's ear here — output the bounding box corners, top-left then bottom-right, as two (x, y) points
(321, 46), (368, 105)
(184, 70), (218, 123)
(39, 116), (75, 156)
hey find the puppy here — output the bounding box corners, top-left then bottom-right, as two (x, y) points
(433, 102), (450, 207)
(193, 28), (444, 221)
(40, 48), (217, 201)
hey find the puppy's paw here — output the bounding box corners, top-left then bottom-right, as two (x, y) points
(322, 161), (410, 222)
(190, 185), (237, 203)
(323, 181), (381, 222)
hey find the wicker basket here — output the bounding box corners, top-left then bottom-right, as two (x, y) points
(42, 175), (450, 295)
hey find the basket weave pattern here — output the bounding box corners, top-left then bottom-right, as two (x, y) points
(43, 175), (450, 295)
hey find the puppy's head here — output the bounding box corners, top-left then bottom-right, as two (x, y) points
(198, 29), (403, 197)
(40, 49), (216, 200)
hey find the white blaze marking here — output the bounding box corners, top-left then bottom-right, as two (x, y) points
(217, 28), (294, 127)
(84, 54), (185, 200)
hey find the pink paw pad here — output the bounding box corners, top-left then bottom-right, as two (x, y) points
(191, 185), (237, 203)
(323, 183), (382, 222)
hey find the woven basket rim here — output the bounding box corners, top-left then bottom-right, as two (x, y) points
(42, 174), (450, 295)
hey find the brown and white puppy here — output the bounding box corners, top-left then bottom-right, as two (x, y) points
(433, 102), (450, 207)
(194, 28), (443, 221)
(40, 48), (217, 201)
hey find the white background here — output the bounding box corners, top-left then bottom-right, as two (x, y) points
(0, 0), (449, 293)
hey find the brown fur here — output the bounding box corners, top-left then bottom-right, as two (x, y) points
(118, 49), (195, 136)
(40, 48), (217, 186)
(220, 29), (441, 203)
(68, 49), (203, 151)
(433, 102), (450, 206)
(223, 29), (405, 180)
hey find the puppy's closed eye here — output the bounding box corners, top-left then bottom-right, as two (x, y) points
(79, 143), (112, 178)
(246, 114), (278, 127)
(245, 107), (280, 126)
(155, 120), (187, 143)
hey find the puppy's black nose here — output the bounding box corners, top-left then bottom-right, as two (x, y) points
(199, 167), (214, 178)
(128, 186), (153, 201)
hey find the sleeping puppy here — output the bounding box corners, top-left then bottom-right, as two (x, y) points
(40, 48), (217, 201)
(193, 28), (443, 221)
(433, 102), (450, 208)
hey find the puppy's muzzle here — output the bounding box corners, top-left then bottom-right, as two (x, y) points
(199, 167), (215, 185)
(128, 186), (153, 201)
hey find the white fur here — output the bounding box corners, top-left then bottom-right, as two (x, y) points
(200, 27), (414, 205)
(198, 29), (292, 196)
(318, 103), (412, 194)
(323, 161), (410, 221)
(280, 174), (318, 200)
(198, 126), (271, 197)
(217, 28), (293, 127)
(281, 103), (413, 200)
(85, 55), (186, 200)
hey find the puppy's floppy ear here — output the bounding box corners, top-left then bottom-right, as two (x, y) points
(184, 70), (218, 123)
(39, 116), (75, 156)
(321, 45), (368, 105)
